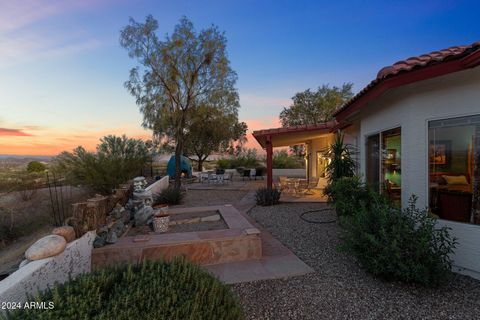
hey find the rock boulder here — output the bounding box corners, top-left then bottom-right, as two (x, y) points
(52, 226), (76, 242)
(25, 235), (67, 261)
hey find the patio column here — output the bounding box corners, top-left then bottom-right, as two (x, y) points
(266, 135), (273, 189)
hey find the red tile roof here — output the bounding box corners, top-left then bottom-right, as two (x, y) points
(334, 41), (480, 119)
(252, 121), (335, 137)
(252, 121), (336, 148)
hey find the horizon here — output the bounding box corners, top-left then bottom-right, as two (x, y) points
(1, 0), (479, 156)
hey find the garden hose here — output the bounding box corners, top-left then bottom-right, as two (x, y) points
(300, 207), (336, 224)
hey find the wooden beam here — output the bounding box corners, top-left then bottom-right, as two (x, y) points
(266, 135), (273, 189)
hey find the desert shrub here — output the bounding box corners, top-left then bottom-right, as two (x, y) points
(54, 135), (149, 194)
(323, 176), (379, 217)
(0, 206), (19, 248)
(217, 148), (260, 169)
(255, 187), (281, 206)
(155, 187), (184, 205)
(340, 194), (456, 287)
(16, 175), (39, 201)
(26, 161), (46, 173)
(5, 258), (244, 320)
(272, 150), (304, 169)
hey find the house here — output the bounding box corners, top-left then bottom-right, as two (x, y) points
(253, 41), (480, 279)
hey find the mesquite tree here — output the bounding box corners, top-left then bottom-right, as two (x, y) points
(120, 16), (238, 188)
(184, 104), (247, 171)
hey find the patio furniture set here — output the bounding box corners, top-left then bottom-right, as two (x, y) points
(200, 169), (234, 184)
(276, 176), (319, 196)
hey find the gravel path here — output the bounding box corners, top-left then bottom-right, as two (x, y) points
(233, 203), (480, 320)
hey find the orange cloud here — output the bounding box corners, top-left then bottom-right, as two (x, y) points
(0, 126), (151, 156)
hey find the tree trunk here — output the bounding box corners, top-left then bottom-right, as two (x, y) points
(197, 159), (203, 172)
(174, 141), (183, 190)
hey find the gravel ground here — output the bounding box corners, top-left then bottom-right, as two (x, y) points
(232, 203), (480, 320)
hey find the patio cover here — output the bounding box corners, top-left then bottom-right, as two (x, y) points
(252, 121), (335, 188)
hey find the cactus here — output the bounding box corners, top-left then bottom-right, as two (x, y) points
(5, 258), (244, 320)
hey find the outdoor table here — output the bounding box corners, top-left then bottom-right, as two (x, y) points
(285, 178), (300, 194)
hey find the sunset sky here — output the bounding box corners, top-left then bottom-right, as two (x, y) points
(1, 0), (479, 156)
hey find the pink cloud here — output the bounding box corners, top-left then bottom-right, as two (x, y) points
(242, 117), (282, 151)
(0, 128), (32, 136)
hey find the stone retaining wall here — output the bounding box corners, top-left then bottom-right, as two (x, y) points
(0, 231), (95, 310)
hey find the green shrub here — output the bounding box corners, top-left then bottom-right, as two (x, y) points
(340, 195), (457, 287)
(5, 258), (244, 320)
(155, 187), (184, 205)
(255, 187), (281, 206)
(217, 148), (260, 169)
(26, 161), (46, 173)
(324, 176), (379, 217)
(54, 135), (150, 195)
(272, 150), (304, 169)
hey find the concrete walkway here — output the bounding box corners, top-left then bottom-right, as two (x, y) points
(205, 190), (314, 284)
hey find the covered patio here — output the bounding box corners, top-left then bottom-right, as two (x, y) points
(252, 122), (336, 202)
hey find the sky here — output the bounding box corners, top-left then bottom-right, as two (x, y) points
(0, 0), (479, 156)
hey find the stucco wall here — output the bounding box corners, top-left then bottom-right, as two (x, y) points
(146, 175), (170, 195)
(351, 66), (480, 279)
(0, 231), (95, 309)
(272, 169), (306, 179)
(308, 135), (334, 178)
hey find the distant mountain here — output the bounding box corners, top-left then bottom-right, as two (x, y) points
(0, 155), (52, 161)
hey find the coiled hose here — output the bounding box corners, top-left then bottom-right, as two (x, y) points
(300, 207), (336, 224)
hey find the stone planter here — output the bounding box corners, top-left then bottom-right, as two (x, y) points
(153, 207), (169, 233)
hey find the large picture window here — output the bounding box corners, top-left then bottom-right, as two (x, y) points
(429, 115), (480, 224)
(366, 127), (401, 202)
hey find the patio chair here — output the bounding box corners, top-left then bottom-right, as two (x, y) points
(276, 176), (289, 191)
(254, 167), (264, 180)
(296, 179), (309, 196)
(223, 172), (234, 183)
(242, 169), (251, 181)
(207, 172), (217, 184)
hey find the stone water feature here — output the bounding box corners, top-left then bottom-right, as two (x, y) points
(93, 176), (157, 248)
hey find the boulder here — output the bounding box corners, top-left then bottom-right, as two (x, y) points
(25, 235), (67, 261)
(52, 226), (76, 242)
(134, 205), (154, 226)
(106, 230), (118, 244)
(93, 236), (106, 248)
(111, 220), (125, 237)
(19, 259), (30, 268)
(110, 203), (126, 220)
(133, 189), (153, 206)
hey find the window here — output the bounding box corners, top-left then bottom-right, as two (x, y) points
(366, 127), (401, 202)
(428, 115), (480, 224)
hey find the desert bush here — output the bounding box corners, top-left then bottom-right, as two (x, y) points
(26, 161), (46, 173)
(5, 258), (244, 320)
(54, 135), (150, 195)
(340, 194), (456, 286)
(155, 187), (184, 205)
(323, 176), (380, 217)
(272, 150), (304, 169)
(0, 206), (19, 248)
(217, 148), (259, 169)
(255, 187), (281, 206)
(16, 175), (38, 201)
